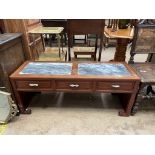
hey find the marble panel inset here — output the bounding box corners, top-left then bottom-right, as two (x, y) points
(19, 62), (72, 75)
(78, 63), (131, 76)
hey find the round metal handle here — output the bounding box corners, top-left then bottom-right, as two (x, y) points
(69, 84), (79, 88)
(29, 83), (39, 87)
(112, 84), (120, 88)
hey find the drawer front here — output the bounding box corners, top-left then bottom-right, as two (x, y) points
(56, 80), (93, 91)
(96, 81), (134, 91)
(16, 80), (51, 89)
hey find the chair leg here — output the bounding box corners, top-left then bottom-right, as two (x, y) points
(74, 54), (77, 59)
(131, 99), (140, 116)
(131, 85), (145, 115)
(84, 35), (87, 44)
(64, 33), (67, 45)
(105, 38), (109, 48)
(93, 54), (96, 61)
(146, 53), (153, 62)
(73, 35), (75, 45)
(65, 51), (67, 61)
(49, 34), (53, 47)
(128, 53), (135, 64)
(91, 54), (96, 61)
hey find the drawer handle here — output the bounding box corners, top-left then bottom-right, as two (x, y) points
(29, 83), (39, 87)
(69, 84), (79, 88)
(112, 84), (120, 88)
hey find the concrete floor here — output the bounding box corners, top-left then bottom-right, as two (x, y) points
(2, 46), (155, 135)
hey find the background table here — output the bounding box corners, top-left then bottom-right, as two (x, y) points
(104, 26), (134, 61)
(28, 26), (64, 60)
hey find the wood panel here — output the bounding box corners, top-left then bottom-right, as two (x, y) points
(1, 19), (43, 60)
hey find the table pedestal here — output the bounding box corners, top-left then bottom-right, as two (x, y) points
(114, 38), (129, 61)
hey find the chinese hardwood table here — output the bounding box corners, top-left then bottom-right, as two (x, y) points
(10, 61), (140, 116)
(104, 26), (134, 61)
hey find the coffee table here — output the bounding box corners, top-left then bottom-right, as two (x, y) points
(10, 61), (140, 116)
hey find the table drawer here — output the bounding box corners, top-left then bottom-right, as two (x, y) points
(16, 80), (51, 89)
(56, 80), (93, 91)
(96, 81), (134, 91)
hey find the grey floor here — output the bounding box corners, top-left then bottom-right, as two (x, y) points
(2, 46), (155, 135)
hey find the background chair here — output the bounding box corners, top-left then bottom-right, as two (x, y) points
(128, 23), (155, 115)
(67, 19), (105, 61)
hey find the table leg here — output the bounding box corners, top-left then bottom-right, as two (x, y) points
(56, 34), (61, 58)
(41, 34), (45, 52)
(31, 34), (36, 59)
(98, 34), (103, 61)
(118, 93), (133, 116)
(68, 47), (71, 61)
(60, 33), (65, 54)
(118, 81), (139, 116)
(68, 34), (72, 61)
(32, 34), (39, 60)
(114, 38), (129, 61)
(10, 80), (32, 114)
